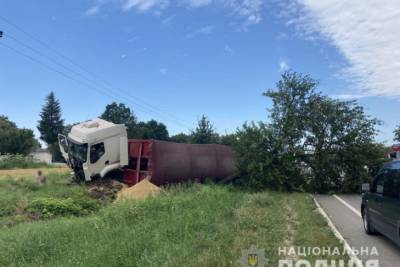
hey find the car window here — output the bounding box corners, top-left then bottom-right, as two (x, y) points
(90, 143), (105, 164)
(372, 171), (386, 193)
(382, 169), (400, 199)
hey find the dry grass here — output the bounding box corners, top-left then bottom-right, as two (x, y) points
(0, 167), (69, 179)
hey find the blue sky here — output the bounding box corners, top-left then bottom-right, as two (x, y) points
(0, 0), (399, 143)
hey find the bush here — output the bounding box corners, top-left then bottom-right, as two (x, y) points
(26, 197), (99, 218)
(234, 122), (304, 191)
(0, 154), (50, 169)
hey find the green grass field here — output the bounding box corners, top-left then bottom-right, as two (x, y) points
(0, 171), (106, 227)
(0, 171), (347, 266)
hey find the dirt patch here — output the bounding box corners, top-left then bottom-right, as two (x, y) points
(87, 179), (126, 201)
(117, 179), (161, 201)
(0, 167), (69, 179)
(283, 201), (300, 261)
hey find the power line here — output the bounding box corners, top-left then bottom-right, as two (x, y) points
(4, 32), (189, 127)
(0, 41), (190, 128)
(0, 15), (192, 128)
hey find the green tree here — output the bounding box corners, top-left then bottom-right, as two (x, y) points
(63, 123), (78, 136)
(220, 133), (238, 146)
(259, 71), (317, 190)
(235, 71), (383, 193)
(0, 115), (37, 155)
(133, 120), (169, 140)
(37, 92), (64, 161)
(100, 102), (137, 138)
(302, 95), (381, 192)
(191, 115), (219, 144)
(234, 122), (293, 190)
(170, 133), (191, 143)
(37, 92), (64, 144)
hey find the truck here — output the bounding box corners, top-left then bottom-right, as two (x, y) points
(58, 118), (236, 186)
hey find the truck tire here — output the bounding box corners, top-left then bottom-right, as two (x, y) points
(363, 208), (377, 235)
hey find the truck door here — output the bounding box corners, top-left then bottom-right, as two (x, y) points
(58, 134), (69, 162)
(380, 168), (400, 245)
(369, 171), (387, 232)
(89, 142), (107, 176)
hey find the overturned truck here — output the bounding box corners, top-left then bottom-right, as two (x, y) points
(58, 119), (235, 186)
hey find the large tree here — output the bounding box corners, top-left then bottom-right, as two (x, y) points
(133, 120), (169, 140)
(190, 115), (219, 144)
(37, 92), (64, 144)
(37, 92), (64, 161)
(100, 102), (137, 137)
(235, 71), (384, 193)
(302, 95), (382, 192)
(0, 115), (37, 155)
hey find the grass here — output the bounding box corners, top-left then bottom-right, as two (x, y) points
(0, 154), (55, 169)
(0, 171), (106, 227)
(0, 181), (348, 266)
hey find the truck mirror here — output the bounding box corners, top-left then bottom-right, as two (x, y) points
(362, 183), (370, 193)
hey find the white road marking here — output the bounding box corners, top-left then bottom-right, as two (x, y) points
(333, 194), (362, 218)
(313, 197), (364, 267)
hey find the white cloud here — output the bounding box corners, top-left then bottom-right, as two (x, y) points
(86, 0), (264, 28)
(279, 58), (289, 72)
(224, 44), (233, 53)
(121, 53), (128, 59)
(123, 0), (169, 12)
(185, 0), (212, 7)
(331, 94), (369, 100)
(230, 0), (264, 28)
(186, 25), (214, 38)
(84, 5), (100, 16)
(161, 15), (175, 26)
(291, 0), (400, 97)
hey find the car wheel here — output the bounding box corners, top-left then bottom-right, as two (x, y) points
(363, 208), (377, 235)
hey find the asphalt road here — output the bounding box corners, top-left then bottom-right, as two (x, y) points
(315, 194), (400, 267)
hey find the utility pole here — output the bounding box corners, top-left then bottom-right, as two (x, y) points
(0, 31), (3, 38)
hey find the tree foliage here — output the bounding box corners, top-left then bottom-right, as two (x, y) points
(0, 116), (37, 155)
(220, 133), (238, 146)
(234, 122), (304, 190)
(235, 71), (385, 193)
(37, 92), (64, 144)
(191, 115), (219, 144)
(100, 102), (137, 138)
(37, 92), (64, 162)
(170, 133), (191, 143)
(133, 120), (169, 140)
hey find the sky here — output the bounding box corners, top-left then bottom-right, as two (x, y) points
(0, 0), (400, 143)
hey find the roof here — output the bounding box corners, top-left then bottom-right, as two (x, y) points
(68, 118), (126, 144)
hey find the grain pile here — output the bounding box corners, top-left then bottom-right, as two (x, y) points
(116, 179), (161, 201)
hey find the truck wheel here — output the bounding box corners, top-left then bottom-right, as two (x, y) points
(363, 208), (377, 235)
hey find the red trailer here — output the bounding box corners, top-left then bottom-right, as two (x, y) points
(123, 139), (236, 186)
(388, 144), (400, 160)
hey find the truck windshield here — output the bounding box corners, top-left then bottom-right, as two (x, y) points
(68, 141), (88, 162)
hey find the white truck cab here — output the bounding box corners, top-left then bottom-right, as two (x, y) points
(58, 118), (128, 181)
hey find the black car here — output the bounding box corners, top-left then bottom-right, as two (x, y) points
(361, 160), (400, 246)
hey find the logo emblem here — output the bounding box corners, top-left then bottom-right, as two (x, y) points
(248, 254), (258, 266)
(239, 245), (268, 267)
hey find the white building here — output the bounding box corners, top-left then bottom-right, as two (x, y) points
(29, 149), (52, 164)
